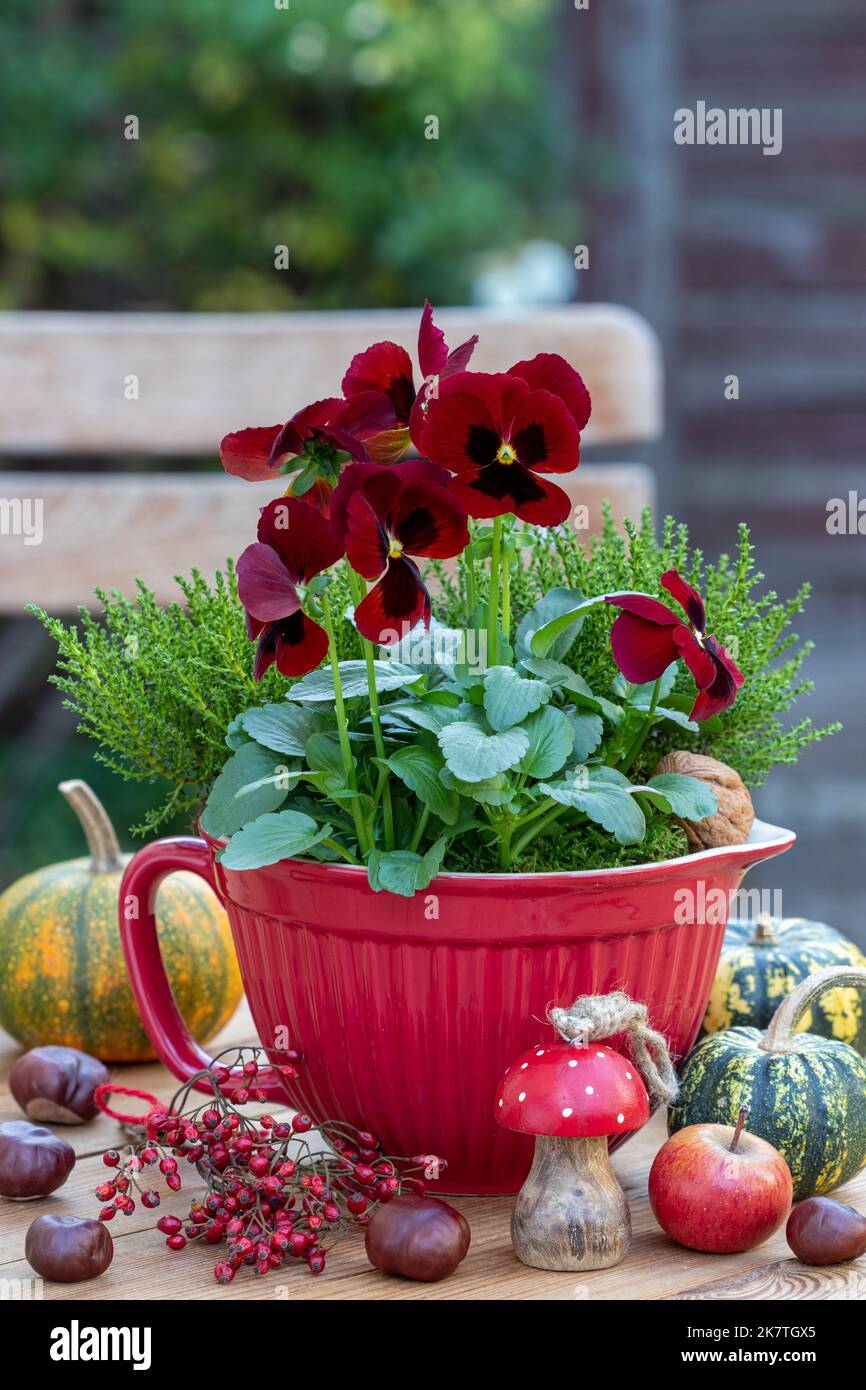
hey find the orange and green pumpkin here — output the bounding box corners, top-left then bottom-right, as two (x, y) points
(703, 914), (866, 1054)
(0, 781), (243, 1062)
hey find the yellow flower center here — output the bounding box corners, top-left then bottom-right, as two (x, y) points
(496, 441), (518, 466)
(388, 537), (404, 559)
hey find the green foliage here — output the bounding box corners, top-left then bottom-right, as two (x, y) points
(433, 508), (840, 787)
(29, 565), (285, 835)
(31, 507), (838, 895)
(0, 0), (573, 310)
(198, 594), (719, 891)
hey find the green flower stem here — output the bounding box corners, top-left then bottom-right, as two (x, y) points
(501, 527), (511, 643)
(511, 795), (557, 834)
(618, 676), (662, 775)
(511, 802), (568, 860)
(321, 838), (363, 866)
(486, 516), (502, 668)
(463, 520), (478, 618)
(409, 806), (430, 854)
(320, 590), (370, 855)
(347, 568), (394, 851)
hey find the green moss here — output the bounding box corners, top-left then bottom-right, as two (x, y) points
(443, 818), (691, 875)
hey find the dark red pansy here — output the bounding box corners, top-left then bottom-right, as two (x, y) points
(219, 392), (397, 504)
(343, 301), (478, 460)
(419, 370), (582, 526)
(507, 353), (591, 432)
(334, 460), (469, 645)
(236, 496), (343, 679)
(604, 568), (744, 721)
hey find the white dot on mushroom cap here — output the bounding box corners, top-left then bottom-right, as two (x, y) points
(625, 1071), (632, 1080)
(585, 1085), (594, 1095)
(562, 1107), (573, 1118)
(536, 1050), (545, 1057)
(518, 1091), (526, 1103)
(596, 1051), (605, 1058)
(568, 1059), (578, 1068)
(617, 1112), (625, 1124)
(498, 1099), (503, 1108)
(520, 1062), (529, 1070)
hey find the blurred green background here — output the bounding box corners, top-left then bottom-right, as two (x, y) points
(0, 0), (577, 313)
(0, 0), (580, 886)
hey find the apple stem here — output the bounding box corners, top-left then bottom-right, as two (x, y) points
(729, 1105), (749, 1153)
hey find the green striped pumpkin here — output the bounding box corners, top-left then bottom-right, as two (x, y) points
(704, 915), (866, 1053)
(671, 967), (866, 1200)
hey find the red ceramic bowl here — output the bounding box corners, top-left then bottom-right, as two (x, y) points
(120, 818), (794, 1194)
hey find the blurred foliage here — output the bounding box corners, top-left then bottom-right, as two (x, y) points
(0, 0), (576, 311)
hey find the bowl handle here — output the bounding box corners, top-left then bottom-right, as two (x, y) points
(119, 836), (287, 1101)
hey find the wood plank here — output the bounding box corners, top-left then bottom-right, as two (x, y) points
(0, 464), (655, 612)
(668, 1260), (866, 1301)
(0, 306), (662, 454)
(3, 1042), (864, 1302)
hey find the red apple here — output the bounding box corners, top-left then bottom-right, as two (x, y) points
(649, 1109), (793, 1254)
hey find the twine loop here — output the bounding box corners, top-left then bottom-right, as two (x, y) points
(548, 991), (678, 1104)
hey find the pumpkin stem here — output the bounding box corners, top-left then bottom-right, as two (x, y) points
(751, 912), (778, 946)
(729, 1104), (749, 1153)
(58, 780), (124, 873)
(758, 965), (866, 1054)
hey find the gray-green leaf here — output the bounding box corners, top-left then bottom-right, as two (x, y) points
(518, 706), (574, 778)
(240, 703), (317, 757)
(439, 768), (514, 805)
(289, 661), (422, 702)
(517, 588), (590, 661)
(567, 710), (604, 762)
(646, 773), (718, 820)
(201, 743), (289, 839)
(219, 811), (332, 870)
(438, 722), (529, 781)
(483, 665), (551, 731)
(367, 837), (446, 897)
(386, 747), (459, 825)
(537, 769), (647, 844)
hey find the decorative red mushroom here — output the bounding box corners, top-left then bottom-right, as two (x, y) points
(495, 1041), (649, 1271)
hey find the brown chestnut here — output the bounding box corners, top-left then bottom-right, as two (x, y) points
(365, 1194), (470, 1282)
(10, 1045), (109, 1125)
(786, 1197), (866, 1266)
(26, 1213), (114, 1282)
(0, 1120), (75, 1200)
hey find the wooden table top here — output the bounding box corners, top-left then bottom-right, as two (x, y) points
(2, 1006), (863, 1302)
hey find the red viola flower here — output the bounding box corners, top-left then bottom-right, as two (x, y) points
(219, 392), (397, 509)
(236, 496), (343, 679)
(605, 569), (744, 721)
(332, 460), (469, 645)
(342, 301), (478, 462)
(419, 357), (589, 525)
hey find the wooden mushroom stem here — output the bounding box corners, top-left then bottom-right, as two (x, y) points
(58, 780), (123, 874)
(758, 965), (866, 1054)
(511, 1134), (630, 1273)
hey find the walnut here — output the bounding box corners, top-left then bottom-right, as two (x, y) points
(653, 751), (754, 850)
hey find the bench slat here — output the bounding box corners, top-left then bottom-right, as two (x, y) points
(0, 306), (661, 453)
(0, 466), (655, 611)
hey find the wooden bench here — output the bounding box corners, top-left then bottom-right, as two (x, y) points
(0, 306), (661, 609)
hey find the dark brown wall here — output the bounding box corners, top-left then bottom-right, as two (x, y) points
(573, 0), (866, 940)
